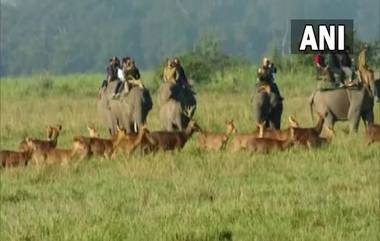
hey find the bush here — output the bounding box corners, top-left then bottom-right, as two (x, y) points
(154, 34), (250, 85)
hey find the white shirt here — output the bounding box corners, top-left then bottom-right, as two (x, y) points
(117, 68), (125, 82)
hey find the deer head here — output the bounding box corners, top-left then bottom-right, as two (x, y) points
(87, 125), (99, 137)
(47, 125), (62, 141)
(225, 120), (237, 135)
(288, 116), (300, 128)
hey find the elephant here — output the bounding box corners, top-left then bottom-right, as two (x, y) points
(251, 87), (283, 129)
(158, 82), (197, 131)
(98, 81), (153, 135)
(309, 78), (380, 133)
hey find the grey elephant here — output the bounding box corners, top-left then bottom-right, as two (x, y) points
(252, 87), (283, 129)
(98, 81), (153, 134)
(158, 82), (197, 131)
(309, 78), (380, 133)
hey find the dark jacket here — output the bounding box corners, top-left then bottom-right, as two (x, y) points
(314, 54), (326, 68)
(176, 65), (188, 85)
(328, 53), (340, 68)
(107, 64), (119, 81)
(340, 51), (352, 67)
(125, 66), (141, 80)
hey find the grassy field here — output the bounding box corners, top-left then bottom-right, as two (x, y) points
(0, 70), (379, 241)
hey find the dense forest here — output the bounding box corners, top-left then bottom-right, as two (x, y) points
(1, 0), (379, 76)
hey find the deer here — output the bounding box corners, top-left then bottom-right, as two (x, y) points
(112, 124), (154, 157)
(73, 134), (117, 159)
(19, 125), (63, 164)
(244, 123), (294, 153)
(148, 107), (201, 151)
(365, 123), (380, 145)
(228, 128), (260, 152)
(0, 144), (34, 168)
(256, 119), (299, 141)
(24, 138), (76, 166)
(287, 113), (327, 148)
(197, 120), (237, 150)
(19, 125), (62, 152)
(228, 118), (299, 153)
(72, 126), (124, 159)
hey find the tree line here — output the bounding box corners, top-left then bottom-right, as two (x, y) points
(1, 0), (379, 77)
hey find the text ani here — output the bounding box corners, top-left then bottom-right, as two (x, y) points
(299, 25), (346, 51)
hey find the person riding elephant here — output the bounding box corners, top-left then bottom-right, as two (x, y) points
(327, 52), (344, 85)
(253, 66), (283, 129)
(358, 44), (369, 71)
(339, 47), (354, 86)
(261, 57), (283, 100)
(357, 44), (378, 102)
(159, 58), (196, 131)
(173, 57), (189, 86)
(99, 56), (120, 97)
(313, 52), (328, 81)
(163, 59), (178, 84)
(113, 57), (144, 98)
(98, 79), (152, 135)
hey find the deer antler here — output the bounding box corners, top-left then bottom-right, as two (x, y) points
(183, 106), (195, 119)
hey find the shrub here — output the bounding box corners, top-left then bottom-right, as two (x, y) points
(154, 34), (250, 85)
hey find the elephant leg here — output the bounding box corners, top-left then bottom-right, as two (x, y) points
(175, 115), (183, 131)
(324, 111), (335, 129)
(270, 102), (283, 130)
(349, 114), (361, 133)
(347, 104), (361, 133)
(166, 122), (174, 131)
(110, 116), (119, 136)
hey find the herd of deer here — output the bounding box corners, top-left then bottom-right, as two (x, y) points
(1, 114), (380, 168)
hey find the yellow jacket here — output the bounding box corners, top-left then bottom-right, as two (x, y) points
(163, 66), (178, 84)
(358, 48), (367, 70)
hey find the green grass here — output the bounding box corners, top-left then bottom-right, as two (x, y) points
(0, 70), (379, 241)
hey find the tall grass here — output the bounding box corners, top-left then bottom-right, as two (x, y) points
(0, 69), (379, 241)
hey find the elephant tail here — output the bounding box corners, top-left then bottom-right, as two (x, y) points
(309, 91), (316, 123)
